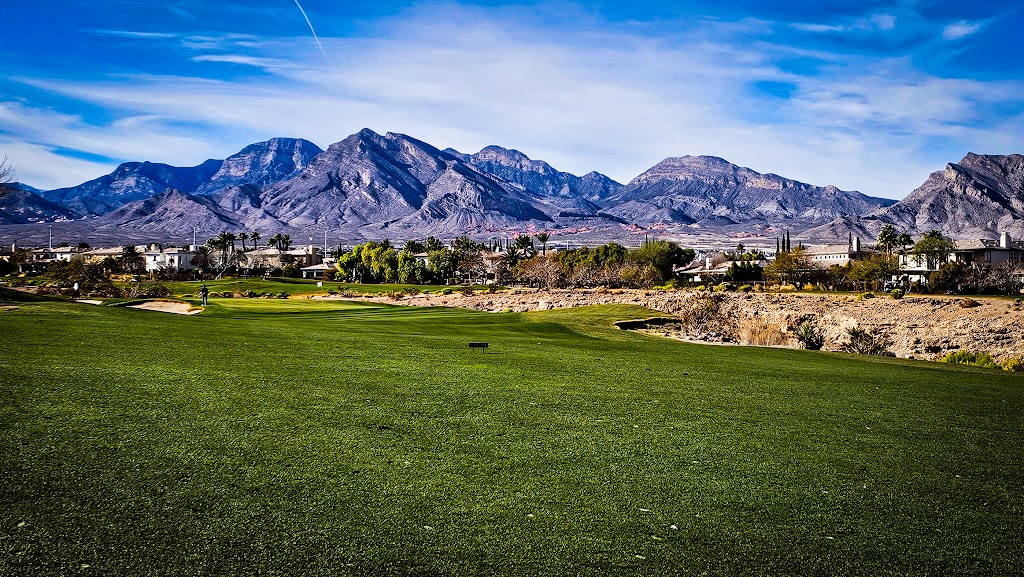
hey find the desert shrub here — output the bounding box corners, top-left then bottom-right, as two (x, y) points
(889, 289), (904, 300)
(441, 288), (452, 295)
(460, 285), (475, 296)
(795, 322), (825, 351)
(277, 292), (288, 299)
(738, 319), (788, 346)
(387, 290), (404, 300)
(856, 292), (875, 301)
(959, 298), (979, 308)
(1001, 357), (1024, 373)
(778, 284), (797, 291)
(941, 350), (999, 369)
(841, 326), (892, 356)
(738, 284), (753, 293)
(713, 282), (732, 292)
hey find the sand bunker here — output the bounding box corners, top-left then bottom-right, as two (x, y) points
(127, 301), (201, 315)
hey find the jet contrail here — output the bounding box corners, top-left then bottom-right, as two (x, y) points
(292, 0), (329, 62)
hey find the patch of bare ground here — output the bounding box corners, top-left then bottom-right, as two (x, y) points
(349, 289), (1024, 363)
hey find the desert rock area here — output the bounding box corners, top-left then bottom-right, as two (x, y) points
(349, 289), (1024, 363)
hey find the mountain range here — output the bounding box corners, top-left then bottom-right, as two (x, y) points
(1, 129), (1021, 244)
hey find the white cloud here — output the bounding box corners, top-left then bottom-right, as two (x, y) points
(0, 138), (117, 190)
(5, 2), (1024, 199)
(942, 21), (983, 40)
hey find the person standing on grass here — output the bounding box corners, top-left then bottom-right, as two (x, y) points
(72, 282), (80, 298)
(199, 284), (209, 306)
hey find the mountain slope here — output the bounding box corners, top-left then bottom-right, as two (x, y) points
(804, 153), (1024, 240)
(42, 160), (223, 215)
(0, 185), (79, 224)
(196, 138), (322, 194)
(260, 129), (552, 235)
(92, 189), (243, 236)
(447, 145), (622, 212)
(604, 155), (895, 229)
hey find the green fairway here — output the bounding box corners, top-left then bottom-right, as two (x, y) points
(1, 299), (1022, 576)
(160, 277), (460, 298)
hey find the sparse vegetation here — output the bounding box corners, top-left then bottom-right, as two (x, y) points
(941, 350), (1000, 369)
(795, 322), (825, 350)
(841, 326), (892, 356)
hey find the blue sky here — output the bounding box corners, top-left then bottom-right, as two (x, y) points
(2, 0), (1023, 198)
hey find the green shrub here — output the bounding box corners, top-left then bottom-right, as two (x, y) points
(713, 282), (731, 293)
(738, 284), (753, 293)
(941, 350), (999, 369)
(460, 285), (475, 296)
(842, 326), (892, 356)
(1000, 357), (1024, 373)
(856, 292), (875, 301)
(441, 288), (452, 295)
(795, 322), (824, 351)
(889, 289), (904, 300)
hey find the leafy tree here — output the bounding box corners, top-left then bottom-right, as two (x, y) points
(911, 230), (956, 270)
(725, 261), (763, 282)
(764, 248), (814, 285)
(850, 255), (900, 291)
(424, 236), (444, 252)
(403, 240), (426, 254)
(397, 250), (428, 284)
(628, 240), (690, 281)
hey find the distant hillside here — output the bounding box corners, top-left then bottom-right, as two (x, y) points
(805, 153), (1024, 241)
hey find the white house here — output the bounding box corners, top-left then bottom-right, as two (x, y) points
(802, 237), (876, 266)
(144, 245), (196, 272)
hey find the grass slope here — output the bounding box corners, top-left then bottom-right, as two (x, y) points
(1, 300), (1022, 576)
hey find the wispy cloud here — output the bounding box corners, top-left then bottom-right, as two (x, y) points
(91, 29), (179, 39)
(942, 21), (983, 40)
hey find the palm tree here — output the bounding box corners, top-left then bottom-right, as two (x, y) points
(238, 232), (249, 252)
(267, 233), (282, 250)
(118, 245), (145, 274)
(535, 232), (550, 256)
(281, 234), (292, 251)
(225, 232), (237, 253)
(250, 231), (261, 250)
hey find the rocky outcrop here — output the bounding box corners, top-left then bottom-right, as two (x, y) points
(196, 137), (322, 193)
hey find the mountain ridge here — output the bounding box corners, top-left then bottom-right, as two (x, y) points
(3, 132), (1020, 243)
